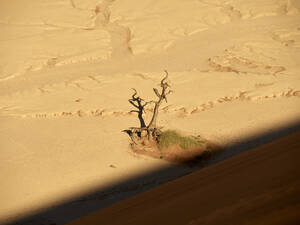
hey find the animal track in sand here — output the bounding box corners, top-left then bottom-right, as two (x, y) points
(271, 29), (300, 48)
(272, 33), (294, 47)
(277, 0), (300, 15)
(197, 1), (242, 22)
(255, 82), (274, 88)
(39, 0), (133, 60)
(91, 0), (133, 58)
(38, 87), (50, 94)
(208, 50), (285, 75)
(62, 79), (91, 91)
(18, 88), (300, 119)
(130, 73), (151, 80)
(178, 88), (300, 117)
(88, 75), (102, 84)
(25, 109), (130, 119)
(220, 4), (242, 21)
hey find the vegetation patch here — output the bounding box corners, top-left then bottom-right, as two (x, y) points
(158, 130), (204, 151)
(123, 71), (220, 166)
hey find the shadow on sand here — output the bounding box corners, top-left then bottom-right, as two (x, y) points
(5, 120), (300, 225)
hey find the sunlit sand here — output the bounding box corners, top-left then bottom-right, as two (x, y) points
(1, 0), (300, 224)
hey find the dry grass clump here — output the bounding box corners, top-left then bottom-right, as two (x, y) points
(130, 129), (217, 166)
(158, 130), (204, 151)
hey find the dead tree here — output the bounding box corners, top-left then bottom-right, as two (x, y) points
(128, 88), (150, 128)
(124, 70), (172, 147)
(147, 70), (172, 130)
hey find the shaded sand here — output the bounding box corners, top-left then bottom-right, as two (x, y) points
(1, 0), (300, 224)
(67, 130), (300, 225)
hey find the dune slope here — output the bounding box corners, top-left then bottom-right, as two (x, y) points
(67, 131), (300, 225)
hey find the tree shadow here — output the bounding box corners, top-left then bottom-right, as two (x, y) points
(4, 120), (300, 225)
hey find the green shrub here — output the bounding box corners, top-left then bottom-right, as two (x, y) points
(158, 130), (204, 150)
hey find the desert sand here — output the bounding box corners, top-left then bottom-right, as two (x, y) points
(66, 130), (300, 225)
(1, 0), (300, 224)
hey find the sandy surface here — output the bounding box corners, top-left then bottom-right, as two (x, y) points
(1, 0), (300, 224)
(67, 130), (300, 225)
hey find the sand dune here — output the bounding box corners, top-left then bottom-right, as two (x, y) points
(66, 130), (300, 225)
(1, 0), (300, 224)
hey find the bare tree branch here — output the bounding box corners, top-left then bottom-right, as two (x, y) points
(153, 88), (161, 98)
(128, 100), (138, 108)
(161, 70), (169, 87)
(128, 89), (148, 128)
(147, 70), (172, 130)
(131, 88), (138, 99)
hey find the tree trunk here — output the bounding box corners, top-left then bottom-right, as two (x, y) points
(138, 112), (146, 128)
(147, 99), (162, 130)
